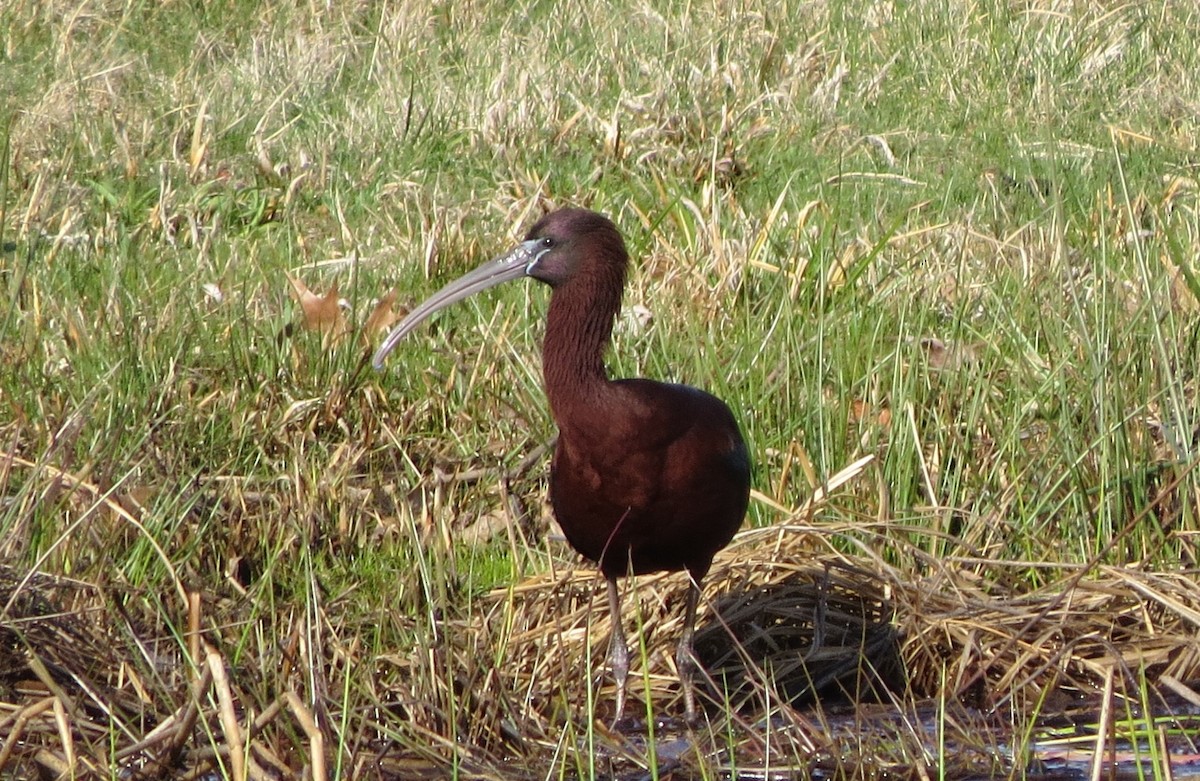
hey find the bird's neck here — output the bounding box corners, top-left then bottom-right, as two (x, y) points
(541, 276), (621, 421)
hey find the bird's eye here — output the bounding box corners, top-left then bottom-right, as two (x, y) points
(541, 237), (553, 248)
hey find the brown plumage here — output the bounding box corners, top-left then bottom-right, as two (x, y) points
(373, 208), (751, 723)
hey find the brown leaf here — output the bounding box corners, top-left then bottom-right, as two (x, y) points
(286, 274), (345, 336)
(849, 398), (892, 428)
(362, 288), (404, 346)
(460, 511), (510, 546)
(919, 337), (980, 371)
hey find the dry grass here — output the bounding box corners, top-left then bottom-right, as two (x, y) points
(4, 498), (1200, 778)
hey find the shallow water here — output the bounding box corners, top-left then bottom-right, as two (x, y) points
(592, 708), (1200, 781)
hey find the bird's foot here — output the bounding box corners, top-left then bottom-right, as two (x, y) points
(606, 578), (631, 726)
(675, 638), (700, 724)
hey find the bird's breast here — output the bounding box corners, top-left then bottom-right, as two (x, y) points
(545, 402), (748, 579)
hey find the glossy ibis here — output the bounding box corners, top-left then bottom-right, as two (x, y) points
(373, 208), (751, 723)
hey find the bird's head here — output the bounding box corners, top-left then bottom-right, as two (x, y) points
(520, 208), (627, 289)
(372, 207), (627, 369)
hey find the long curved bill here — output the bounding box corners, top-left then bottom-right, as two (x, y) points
(372, 239), (541, 369)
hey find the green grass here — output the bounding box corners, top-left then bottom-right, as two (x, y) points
(2, 0), (1199, 777)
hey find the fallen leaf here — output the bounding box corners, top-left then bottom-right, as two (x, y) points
(201, 282), (224, 303)
(919, 337), (980, 371)
(620, 303), (653, 333)
(849, 398), (892, 427)
(460, 510), (510, 546)
(362, 288), (404, 346)
(286, 274), (345, 336)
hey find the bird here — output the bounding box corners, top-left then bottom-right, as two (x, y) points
(372, 208), (751, 724)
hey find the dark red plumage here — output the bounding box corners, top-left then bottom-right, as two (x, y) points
(373, 208), (751, 723)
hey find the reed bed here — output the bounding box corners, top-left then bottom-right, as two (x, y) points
(4, 488), (1199, 778)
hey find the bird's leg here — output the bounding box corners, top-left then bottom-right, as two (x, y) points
(676, 579), (702, 723)
(606, 576), (630, 725)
